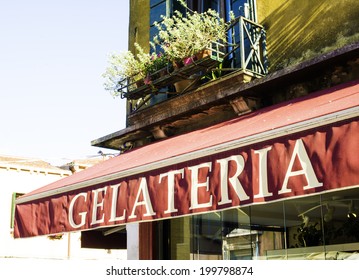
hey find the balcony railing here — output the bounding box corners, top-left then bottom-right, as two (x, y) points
(120, 16), (267, 114)
(123, 41), (225, 99)
(228, 16), (268, 77)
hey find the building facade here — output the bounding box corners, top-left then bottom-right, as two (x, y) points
(0, 155), (71, 258)
(1, 155), (126, 259)
(14, 0), (359, 260)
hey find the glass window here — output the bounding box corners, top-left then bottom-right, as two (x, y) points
(163, 187), (359, 260)
(150, 0), (167, 52)
(248, 203), (286, 260)
(151, 0), (165, 6)
(221, 208), (253, 260)
(191, 212), (223, 259)
(321, 190), (359, 251)
(150, 0), (167, 25)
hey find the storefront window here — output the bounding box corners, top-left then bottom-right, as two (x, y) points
(221, 208), (253, 260)
(248, 203), (285, 260)
(165, 188), (359, 260)
(284, 195), (324, 258)
(191, 212), (223, 259)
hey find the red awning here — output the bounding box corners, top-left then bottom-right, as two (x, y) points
(14, 80), (359, 238)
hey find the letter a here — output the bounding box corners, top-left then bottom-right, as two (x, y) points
(279, 139), (323, 195)
(129, 177), (156, 219)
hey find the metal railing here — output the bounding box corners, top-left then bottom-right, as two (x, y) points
(227, 16), (267, 76)
(124, 41), (226, 112)
(123, 16), (267, 114)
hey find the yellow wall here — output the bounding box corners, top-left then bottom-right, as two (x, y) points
(128, 1), (359, 73)
(129, 0), (150, 54)
(127, 0), (151, 116)
(257, 0), (359, 71)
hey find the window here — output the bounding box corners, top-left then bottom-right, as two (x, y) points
(158, 188), (359, 260)
(149, 0), (258, 63)
(150, 0), (167, 52)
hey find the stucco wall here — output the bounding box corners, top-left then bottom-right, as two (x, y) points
(0, 167), (126, 260)
(0, 168), (67, 258)
(128, 0), (359, 72)
(129, 0), (150, 54)
(257, 0), (359, 71)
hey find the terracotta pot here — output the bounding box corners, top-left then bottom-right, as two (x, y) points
(159, 68), (169, 77)
(172, 60), (184, 70)
(196, 49), (212, 60)
(135, 79), (145, 88)
(174, 79), (192, 93)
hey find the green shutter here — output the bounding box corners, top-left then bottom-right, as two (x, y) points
(10, 192), (24, 228)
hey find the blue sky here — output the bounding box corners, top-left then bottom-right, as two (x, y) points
(0, 0), (129, 163)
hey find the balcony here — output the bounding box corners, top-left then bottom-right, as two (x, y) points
(94, 16), (269, 151)
(123, 41), (226, 112)
(93, 42), (359, 152)
(118, 16), (268, 114)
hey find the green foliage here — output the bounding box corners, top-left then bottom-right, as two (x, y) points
(201, 62), (223, 81)
(102, 0), (234, 97)
(153, 2), (230, 62)
(102, 43), (169, 97)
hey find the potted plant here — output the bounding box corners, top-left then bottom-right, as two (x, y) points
(103, 0), (233, 96)
(153, 0), (232, 67)
(102, 50), (139, 97)
(146, 47), (171, 81)
(102, 43), (169, 97)
(152, 0), (232, 92)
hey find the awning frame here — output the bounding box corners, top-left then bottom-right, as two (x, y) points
(16, 106), (358, 205)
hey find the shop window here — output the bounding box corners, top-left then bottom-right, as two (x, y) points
(221, 208), (254, 260)
(239, 205), (285, 260)
(320, 194), (359, 247)
(160, 208), (254, 260)
(163, 188), (359, 260)
(286, 195), (324, 250)
(191, 213), (223, 258)
(273, 189), (359, 260)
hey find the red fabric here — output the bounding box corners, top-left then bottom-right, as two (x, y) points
(14, 80), (359, 238)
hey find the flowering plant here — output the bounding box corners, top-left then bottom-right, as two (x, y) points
(102, 43), (169, 97)
(103, 0), (233, 97)
(146, 50), (170, 78)
(153, 0), (232, 63)
(102, 50), (138, 97)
